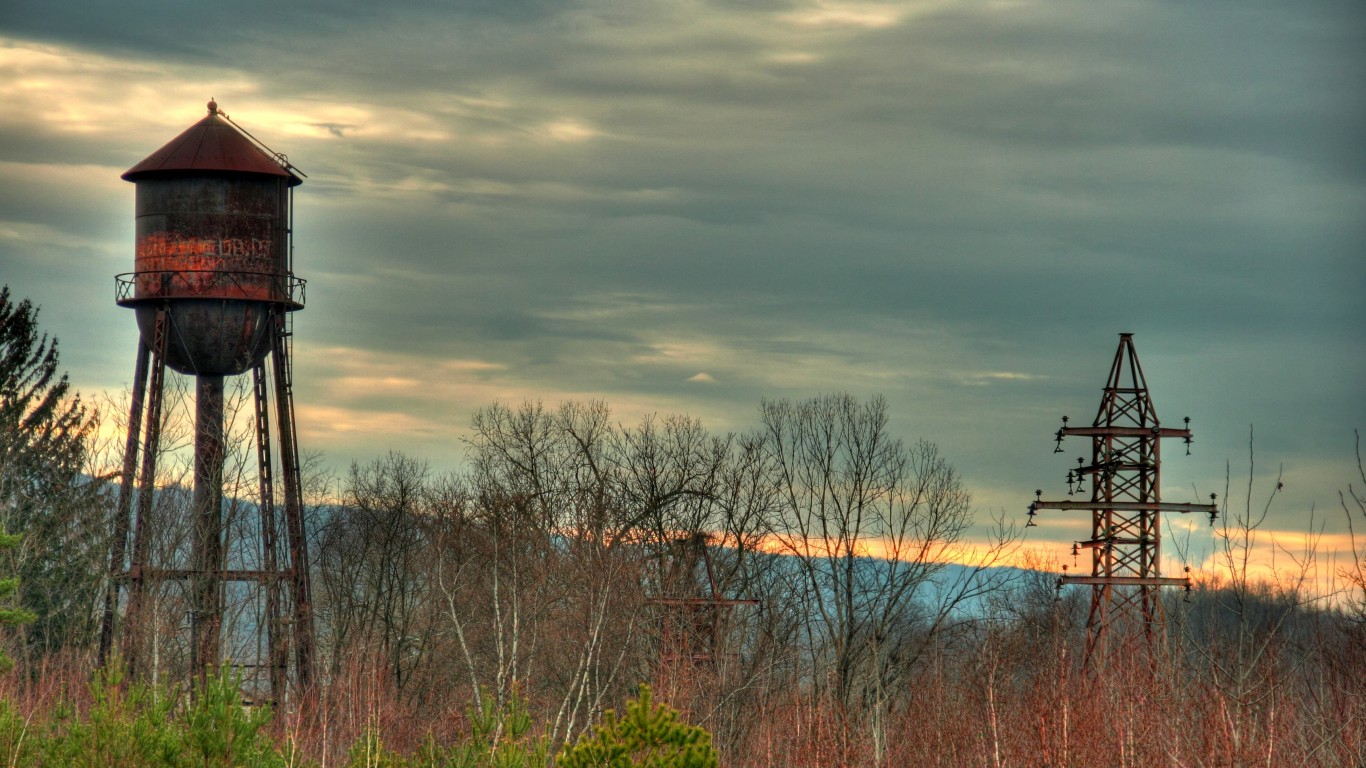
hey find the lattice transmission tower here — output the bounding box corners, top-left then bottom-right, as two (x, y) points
(1027, 333), (1218, 665)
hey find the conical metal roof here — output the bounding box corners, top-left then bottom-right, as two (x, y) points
(122, 100), (302, 185)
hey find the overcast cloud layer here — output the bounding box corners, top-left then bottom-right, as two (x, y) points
(2, 0), (1363, 574)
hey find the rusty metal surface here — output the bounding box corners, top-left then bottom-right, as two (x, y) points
(123, 107), (301, 184)
(651, 533), (757, 675)
(121, 306), (169, 680)
(131, 175), (287, 293)
(190, 375), (226, 684)
(117, 271), (304, 307)
(253, 362), (287, 704)
(98, 340), (150, 666)
(271, 310), (315, 691)
(137, 300), (271, 376)
(108, 105), (316, 704)
(1029, 334), (1218, 667)
(120, 172), (294, 375)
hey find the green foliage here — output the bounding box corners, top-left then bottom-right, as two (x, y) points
(0, 697), (37, 766)
(0, 660), (716, 766)
(0, 664), (296, 768)
(446, 688), (551, 768)
(557, 685), (717, 768)
(344, 725), (408, 768)
(36, 663), (185, 768)
(182, 667), (284, 768)
(0, 286), (106, 655)
(0, 529), (35, 672)
(330, 688), (556, 768)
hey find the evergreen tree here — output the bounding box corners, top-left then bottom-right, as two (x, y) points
(0, 529), (35, 671)
(558, 685), (718, 768)
(0, 286), (106, 658)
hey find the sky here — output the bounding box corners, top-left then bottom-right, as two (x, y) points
(1, 0), (1363, 585)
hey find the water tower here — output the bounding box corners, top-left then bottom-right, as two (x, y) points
(98, 100), (315, 703)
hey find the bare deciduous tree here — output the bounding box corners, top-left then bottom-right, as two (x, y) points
(315, 452), (440, 699)
(757, 393), (1017, 763)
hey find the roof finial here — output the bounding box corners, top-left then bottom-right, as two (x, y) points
(207, 98), (218, 116)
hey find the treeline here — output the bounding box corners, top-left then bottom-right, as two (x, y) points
(304, 395), (1009, 756)
(3, 286), (1366, 765)
(13, 397), (1366, 767)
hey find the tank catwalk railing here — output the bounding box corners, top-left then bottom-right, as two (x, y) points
(115, 271), (306, 308)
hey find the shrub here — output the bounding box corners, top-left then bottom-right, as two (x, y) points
(557, 685), (717, 768)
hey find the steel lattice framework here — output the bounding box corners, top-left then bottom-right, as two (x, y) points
(1028, 334), (1218, 665)
(97, 306), (314, 704)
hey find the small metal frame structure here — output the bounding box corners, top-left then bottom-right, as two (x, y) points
(650, 533), (756, 675)
(1028, 334), (1217, 665)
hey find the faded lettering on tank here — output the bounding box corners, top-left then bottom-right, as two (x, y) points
(136, 233), (274, 267)
(132, 232), (281, 301)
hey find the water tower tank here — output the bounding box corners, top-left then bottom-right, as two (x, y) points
(118, 100), (303, 376)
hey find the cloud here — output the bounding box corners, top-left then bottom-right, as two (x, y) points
(960, 371), (1046, 386)
(0, 0), (1362, 579)
(780, 2), (908, 29)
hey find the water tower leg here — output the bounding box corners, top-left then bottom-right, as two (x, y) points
(123, 306), (169, 680)
(99, 340), (150, 666)
(251, 361), (288, 705)
(271, 311), (315, 691)
(191, 374), (226, 684)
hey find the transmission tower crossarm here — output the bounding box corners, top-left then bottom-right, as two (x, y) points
(1060, 426), (1192, 439)
(1060, 576), (1191, 587)
(1031, 500), (1218, 514)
